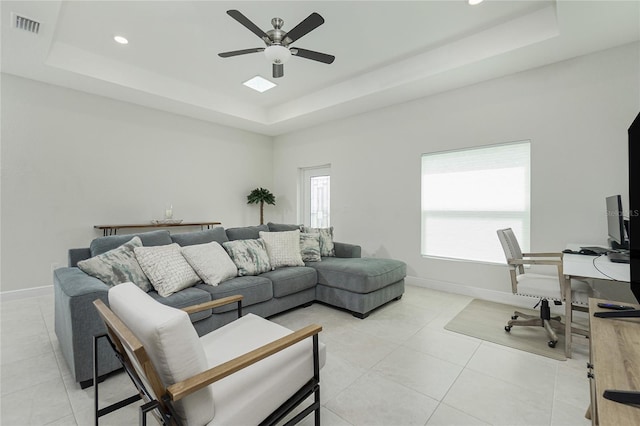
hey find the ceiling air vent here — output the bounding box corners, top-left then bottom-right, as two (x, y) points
(13, 14), (40, 34)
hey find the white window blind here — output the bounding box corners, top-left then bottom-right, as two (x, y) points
(421, 141), (531, 263)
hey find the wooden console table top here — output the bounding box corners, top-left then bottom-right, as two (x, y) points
(94, 222), (221, 236)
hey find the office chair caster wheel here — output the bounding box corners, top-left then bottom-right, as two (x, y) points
(548, 340), (557, 348)
(505, 326), (512, 332)
(511, 315), (518, 320)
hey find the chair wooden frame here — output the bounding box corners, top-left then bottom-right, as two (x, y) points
(93, 295), (322, 426)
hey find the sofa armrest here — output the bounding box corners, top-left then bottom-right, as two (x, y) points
(69, 248), (91, 267)
(333, 242), (361, 258)
(54, 267), (120, 384)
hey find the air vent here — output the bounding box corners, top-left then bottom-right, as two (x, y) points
(13, 14), (40, 34)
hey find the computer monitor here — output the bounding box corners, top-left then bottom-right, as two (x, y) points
(607, 194), (628, 250)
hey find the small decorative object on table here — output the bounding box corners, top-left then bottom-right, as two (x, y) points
(150, 219), (183, 225)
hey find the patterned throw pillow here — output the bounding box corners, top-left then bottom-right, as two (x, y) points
(181, 241), (238, 286)
(134, 244), (201, 297)
(77, 236), (152, 291)
(300, 233), (322, 262)
(303, 227), (335, 257)
(259, 230), (305, 268)
(222, 239), (272, 276)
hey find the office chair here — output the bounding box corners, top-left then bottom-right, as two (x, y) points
(497, 228), (593, 348)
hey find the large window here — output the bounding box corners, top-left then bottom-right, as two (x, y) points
(421, 141), (530, 263)
(301, 166), (331, 228)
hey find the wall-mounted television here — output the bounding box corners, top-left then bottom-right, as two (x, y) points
(629, 112), (640, 302)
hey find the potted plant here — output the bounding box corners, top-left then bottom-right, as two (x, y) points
(247, 187), (276, 225)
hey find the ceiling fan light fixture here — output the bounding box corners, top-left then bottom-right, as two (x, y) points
(468, 0), (484, 5)
(113, 35), (129, 45)
(264, 45), (291, 64)
(243, 76), (277, 93)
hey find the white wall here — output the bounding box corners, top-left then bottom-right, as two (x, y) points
(1, 74), (273, 292)
(273, 43), (640, 303)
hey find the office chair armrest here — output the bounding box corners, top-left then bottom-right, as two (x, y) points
(182, 295), (244, 315)
(167, 323), (323, 402)
(509, 258), (562, 266)
(522, 252), (563, 258)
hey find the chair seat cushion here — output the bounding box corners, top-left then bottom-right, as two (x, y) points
(310, 257), (407, 293)
(201, 313), (326, 426)
(516, 273), (597, 304)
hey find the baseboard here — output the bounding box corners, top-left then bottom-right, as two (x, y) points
(0, 285), (53, 302)
(405, 276), (572, 315)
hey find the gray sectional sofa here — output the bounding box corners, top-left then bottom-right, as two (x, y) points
(54, 223), (406, 388)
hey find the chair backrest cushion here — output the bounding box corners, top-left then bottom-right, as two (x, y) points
(497, 228), (523, 263)
(109, 283), (215, 425)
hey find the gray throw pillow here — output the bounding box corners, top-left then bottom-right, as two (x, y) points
(78, 236), (152, 291)
(300, 233), (322, 262)
(222, 239), (272, 276)
(303, 227), (335, 257)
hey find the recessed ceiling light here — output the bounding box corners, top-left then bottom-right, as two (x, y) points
(469, 0), (484, 5)
(243, 76), (277, 93)
(114, 35), (129, 45)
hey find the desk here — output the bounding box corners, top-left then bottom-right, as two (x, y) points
(563, 245), (630, 357)
(94, 222), (222, 236)
(588, 298), (640, 425)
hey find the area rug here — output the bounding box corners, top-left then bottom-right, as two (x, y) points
(444, 299), (567, 361)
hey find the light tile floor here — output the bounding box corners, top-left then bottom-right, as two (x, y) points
(0, 285), (592, 426)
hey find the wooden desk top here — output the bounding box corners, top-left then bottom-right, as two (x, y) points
(589, 298), (640, 425)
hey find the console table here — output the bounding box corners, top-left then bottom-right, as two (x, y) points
(588, 298), (640, 425)
(94, 222), (221, 236)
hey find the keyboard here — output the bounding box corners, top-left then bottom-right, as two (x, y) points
(607, 251), (630, 264)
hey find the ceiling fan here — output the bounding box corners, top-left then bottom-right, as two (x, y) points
(218, 10), (335, 79)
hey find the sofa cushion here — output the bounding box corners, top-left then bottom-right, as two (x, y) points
(222, 239), (272, 276)
(195, 276), (273, 314)
(300, 233), (322, 262)
(225, 225), (269, 241)
(134, 244), (201, 297)
(310, 257), (407, 294)
(259, 230), (305, 268)
(181, 241), (238, 286)
(303, 227), (335, 257)
(267, 222), (303, 232)
(108, 283), (215, 426)
(78, 236), (152, 292)
(171, 228), (228, 247)
(260, 267), (317, 298)
(90, 230), (172, 257)
(147, 286), (213, 323)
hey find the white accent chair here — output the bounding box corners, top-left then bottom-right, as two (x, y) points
(497, 228), (594, 348)
(93, 282), (325, 425)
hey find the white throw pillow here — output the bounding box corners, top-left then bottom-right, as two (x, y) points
(259, 230), (305, 268)
(134, 244), (201, 297)
(108, 283), (215, 425)
(181, 241), (238, 286)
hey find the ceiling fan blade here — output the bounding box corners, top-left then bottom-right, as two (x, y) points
(284, 12), (324, 44)
(227, 10), (270, 41)
(291, 47), (335, 64)
(218, 48), (265, 58)
(273, 63), (284, 78)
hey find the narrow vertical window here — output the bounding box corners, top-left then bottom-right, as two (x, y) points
(421, 141), (531, 263)
(301, 166), (331, 227)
